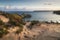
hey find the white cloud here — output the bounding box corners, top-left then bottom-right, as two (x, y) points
(25, 5), (60, 10)
(5, 5), (25, 9)
(0, 5), (60, 11)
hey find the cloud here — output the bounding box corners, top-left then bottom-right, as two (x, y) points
(5, 5), (24, 9)
(0, 5), (60, 11)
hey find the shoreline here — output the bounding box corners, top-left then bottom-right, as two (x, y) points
(0, 11), (60, 40)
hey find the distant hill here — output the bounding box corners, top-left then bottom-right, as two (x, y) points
(34, 10), (53, 12)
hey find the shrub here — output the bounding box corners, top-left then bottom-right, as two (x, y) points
(0, 20), (4, 25)
(0, 28), (9, 38)
(31, 20), (39, 25)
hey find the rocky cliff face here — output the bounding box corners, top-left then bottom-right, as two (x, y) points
(53, 11), (60, 15)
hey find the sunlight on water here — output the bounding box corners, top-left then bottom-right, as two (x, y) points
(7, 11), (60, 22)
(24, 11), (60, 22)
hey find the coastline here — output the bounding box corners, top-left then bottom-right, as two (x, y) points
(0, 11), (60, 40)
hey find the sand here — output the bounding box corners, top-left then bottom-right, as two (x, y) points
(0, 15), (60, 40)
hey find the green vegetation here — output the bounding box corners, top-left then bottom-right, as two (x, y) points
(0, 12), (26, 38)
(31, 20), (39, 26)
(15, 28), (23, 34)
(27, 20), (39, 29)
(0, 19), (4, 25)
(0, 28), (9, 38)
(0, 19), (9, 38)
(8, 13), (25, 26)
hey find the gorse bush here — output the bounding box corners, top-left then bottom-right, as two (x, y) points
(31, 20), (39, 25)
(0, 12), (26, 38)
(0, 28), (9, 38)
(0, 20), (4, 25)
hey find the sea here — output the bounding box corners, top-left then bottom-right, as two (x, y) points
(6, 11), (60, 22)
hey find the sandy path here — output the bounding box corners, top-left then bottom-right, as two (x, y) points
(20, 23), (60, 40)
(0, 20), (60, 40)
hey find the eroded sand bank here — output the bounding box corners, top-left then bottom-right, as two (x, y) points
(1, 22), (60, 40)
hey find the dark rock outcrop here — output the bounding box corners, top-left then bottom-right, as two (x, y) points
(53, 11), (60, 15)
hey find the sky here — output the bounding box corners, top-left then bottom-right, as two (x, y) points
(0, 0), (60, 11)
